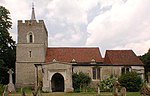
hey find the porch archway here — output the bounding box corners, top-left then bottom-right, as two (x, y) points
(51, 73), (64, 92)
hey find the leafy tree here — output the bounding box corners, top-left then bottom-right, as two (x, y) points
(140, 49), (150, 81)
(72, 72), (91, 92)
(118, 72), (142, 92)
(0, 6), (16, 84)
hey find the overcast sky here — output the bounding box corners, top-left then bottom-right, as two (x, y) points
(1, 0), (150, 56)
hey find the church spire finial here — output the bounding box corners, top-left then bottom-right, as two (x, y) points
(31, 3), (36, 20)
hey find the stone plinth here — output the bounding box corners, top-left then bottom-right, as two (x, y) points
(8, 83), (16, 92)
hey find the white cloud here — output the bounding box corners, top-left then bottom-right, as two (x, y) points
(86, 0), (150, 55)
(1, 0), (150, 56)
(46, 0), (88, 24)
(113, 40), (150, 55)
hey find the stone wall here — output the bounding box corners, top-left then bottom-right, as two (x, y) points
(16, 19), (48, 88)
(18, 20), (48, 46)
(101, 66), (121, 80)
(15, 62), (35, 87)
(16, 44), (46, 62)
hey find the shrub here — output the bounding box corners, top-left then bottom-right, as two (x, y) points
(118, 72), (142, 92)
(0, 84), (4, 95)
(100, 77), (116, 92)
(72, 72), (91, 92)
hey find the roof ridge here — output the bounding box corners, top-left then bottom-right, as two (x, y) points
(106, 49), (132, 51)
(47, 47), (99, 49)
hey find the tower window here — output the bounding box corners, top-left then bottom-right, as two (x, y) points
(27, 32), (34, 43)
(29, 51), (32, 57)
(29, 34), (33, 43)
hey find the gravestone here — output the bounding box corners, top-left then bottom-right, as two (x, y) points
(113, 79), (120, 96)
(96, 83), (101, 96)
(140, 83), (150, 96)
(7, 69), (16, 92)
(120, 87), (126, 96)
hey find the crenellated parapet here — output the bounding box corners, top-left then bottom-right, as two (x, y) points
(18, 20), (45, 26)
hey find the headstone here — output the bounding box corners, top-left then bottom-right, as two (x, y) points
(140, 83), (150, 96)
(7, 69), (16, 92)
(120, 87), (126, 96)
(113, 79), (120, 96)
(97, 83), (100, 94)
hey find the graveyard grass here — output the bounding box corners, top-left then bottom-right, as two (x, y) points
(9, 92), (140, 96)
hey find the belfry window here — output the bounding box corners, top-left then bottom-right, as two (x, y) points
(27, 32), (34, 43)
(29, 34), (33, 43)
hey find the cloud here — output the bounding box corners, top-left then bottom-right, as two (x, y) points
(46, 0), (92, 46)
(86, 0), (150, 55)
(1, 0), (150, 56)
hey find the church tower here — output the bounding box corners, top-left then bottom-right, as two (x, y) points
(16, 5), (48, 87)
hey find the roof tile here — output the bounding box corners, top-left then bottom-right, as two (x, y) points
(45, 47), (103, 63)
(104, 50), (143, 65)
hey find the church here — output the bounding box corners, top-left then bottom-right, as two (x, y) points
(15, 7), (144, 92)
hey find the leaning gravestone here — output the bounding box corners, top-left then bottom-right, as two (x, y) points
(7, 69), (16, 92)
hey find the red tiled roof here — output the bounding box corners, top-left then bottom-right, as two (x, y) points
(45, 47), (103, 63)
(104, 50), (143, 65)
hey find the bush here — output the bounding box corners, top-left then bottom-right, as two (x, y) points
(100, 77), (116, 92)
(0, 84), (4, 95)
(118, 72), (142, 92)
(72, 72), (91, 92)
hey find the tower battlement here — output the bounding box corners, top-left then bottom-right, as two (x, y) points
(18, 20), (45, 26)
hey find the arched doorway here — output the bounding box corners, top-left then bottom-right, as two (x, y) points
(51, 73), (64, 92)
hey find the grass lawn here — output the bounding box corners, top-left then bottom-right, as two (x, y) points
(9, 92), (140, 96)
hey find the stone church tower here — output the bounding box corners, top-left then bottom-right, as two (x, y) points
(15, 6), (48, 87)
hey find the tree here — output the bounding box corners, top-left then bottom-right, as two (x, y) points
(118, 72), (142, 92)
(72, 72), (91, 92)
(140, 49), (150, 82)
(0, 6), (16, 84)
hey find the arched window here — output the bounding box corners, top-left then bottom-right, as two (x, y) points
(27, 32), (34, 43)
(29, 34), (32, 43)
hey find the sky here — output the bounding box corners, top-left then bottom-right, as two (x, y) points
(1, 0), (150, 57)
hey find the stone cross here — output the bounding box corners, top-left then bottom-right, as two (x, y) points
(7, 69), (16, 92)
(8, 69), (14, 84)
